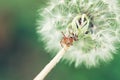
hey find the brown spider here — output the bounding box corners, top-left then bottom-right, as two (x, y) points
(60, 32), (78, 47)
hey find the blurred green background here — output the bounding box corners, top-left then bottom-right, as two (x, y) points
(0, 0), (120, 80)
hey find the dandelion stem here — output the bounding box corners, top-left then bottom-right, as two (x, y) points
(33, 46), (68, 80)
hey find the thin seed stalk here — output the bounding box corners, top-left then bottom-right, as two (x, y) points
(34, 46), (68, 80)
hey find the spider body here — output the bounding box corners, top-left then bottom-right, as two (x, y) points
(60, 32), (78, 47)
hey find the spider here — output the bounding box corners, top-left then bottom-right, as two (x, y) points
(60, 32), (78, 47)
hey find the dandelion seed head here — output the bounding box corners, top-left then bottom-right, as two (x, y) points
(38, 0), (120, 68)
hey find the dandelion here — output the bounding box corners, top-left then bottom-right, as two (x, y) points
(34, 0), (120, 80)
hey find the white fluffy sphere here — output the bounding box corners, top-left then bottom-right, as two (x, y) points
(37, 0), (120, 68)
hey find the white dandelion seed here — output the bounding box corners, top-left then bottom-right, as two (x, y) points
(34, 0), (120, 80)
